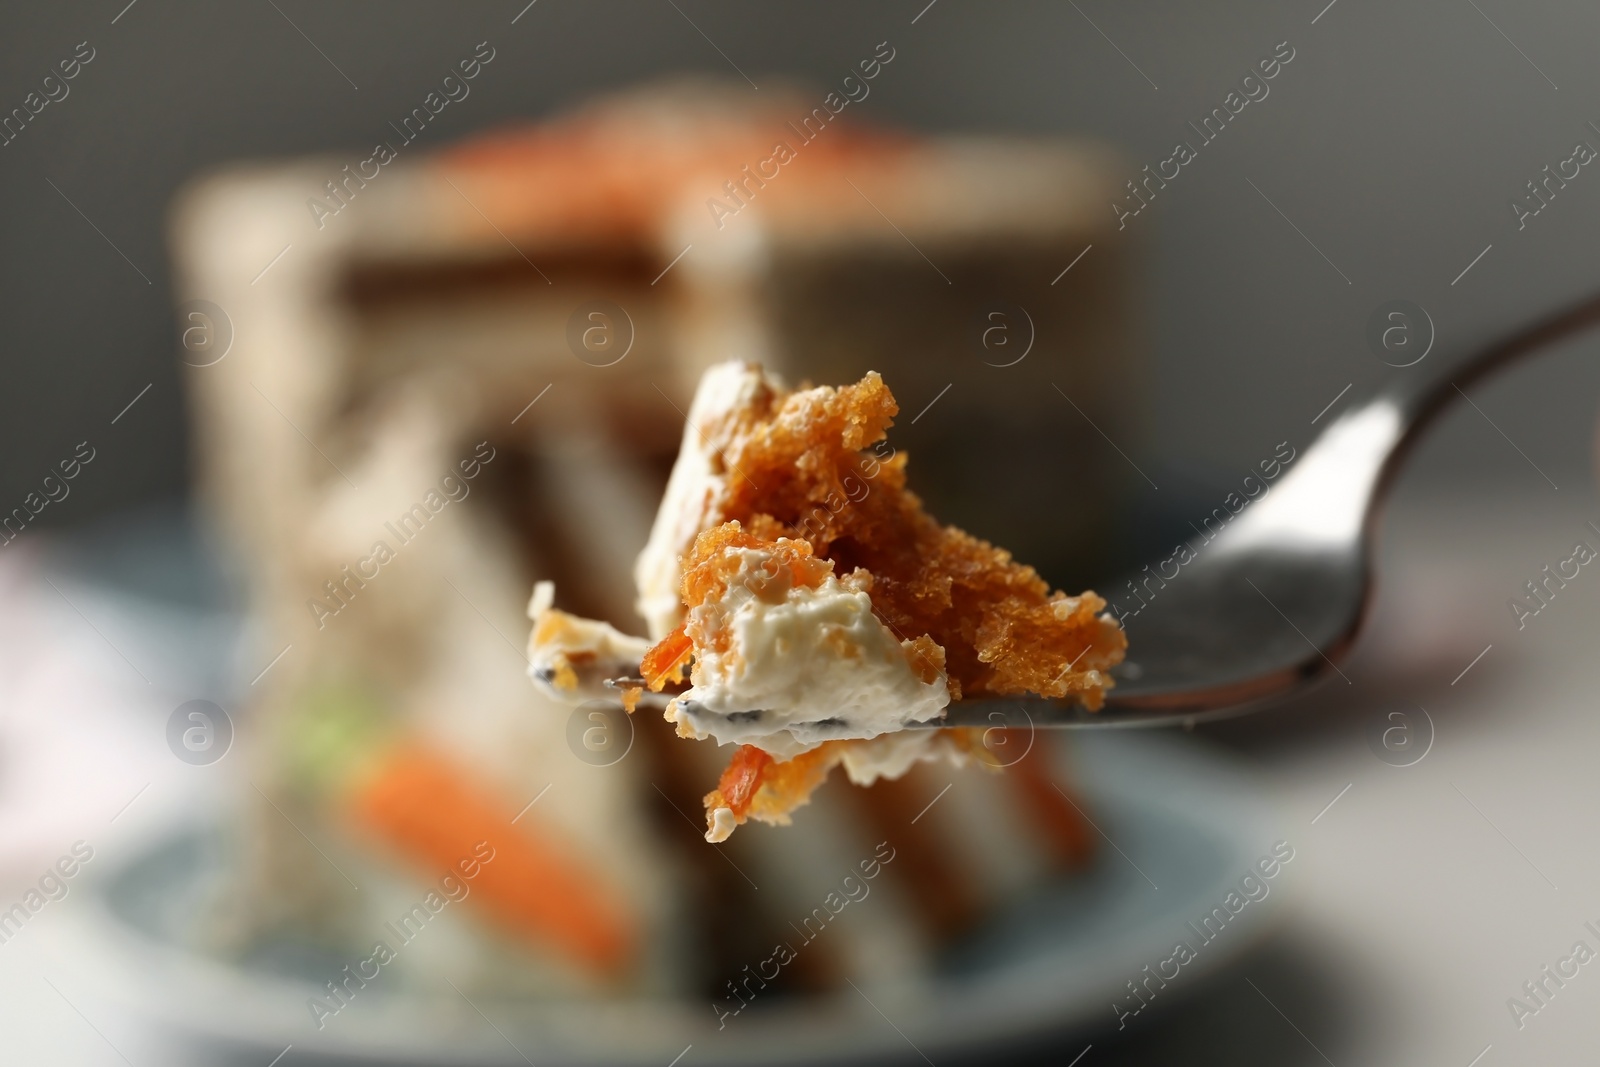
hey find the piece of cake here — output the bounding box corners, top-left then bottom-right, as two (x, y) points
(172, 79), (1132, 1002)
(535, 361), (1126, 841)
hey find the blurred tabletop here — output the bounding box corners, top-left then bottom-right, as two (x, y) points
(1095, 475), (1600, 1066)
(2, 475), (1599, 1065)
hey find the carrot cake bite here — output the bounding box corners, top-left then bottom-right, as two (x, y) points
(533, 361), (1126, 841)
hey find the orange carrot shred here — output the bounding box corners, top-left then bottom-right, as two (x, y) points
(640, 623), (692, 692)
(344, 742), (636, 978)
(714, 744), (773, 818)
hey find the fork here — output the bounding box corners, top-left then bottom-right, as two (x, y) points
(930, 287), (1600, 729)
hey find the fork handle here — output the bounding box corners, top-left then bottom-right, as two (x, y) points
(1388, 288), (1600, 442)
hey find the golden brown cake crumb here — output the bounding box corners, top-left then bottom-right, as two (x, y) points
(638, 366), (1126, 839)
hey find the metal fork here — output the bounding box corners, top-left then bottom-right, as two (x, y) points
(931, 287), (1600, 729)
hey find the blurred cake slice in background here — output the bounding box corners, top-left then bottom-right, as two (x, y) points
(168, 79), (1135, 1003)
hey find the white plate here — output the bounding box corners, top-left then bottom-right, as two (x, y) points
(55, 730), (1287, 1066)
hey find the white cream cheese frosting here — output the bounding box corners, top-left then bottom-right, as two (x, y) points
(526, 581), (652, 702)
(666, 542), (950, 761)
(633, 361), (779, 642)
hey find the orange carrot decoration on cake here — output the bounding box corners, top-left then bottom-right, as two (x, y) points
(289, 684), (636, 978)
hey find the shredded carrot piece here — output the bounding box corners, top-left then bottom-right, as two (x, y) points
(343, 742), (636, 979)
(702, 742), (849, 836)
(711, 744), (773, 818)
(640, 623), (692, 692)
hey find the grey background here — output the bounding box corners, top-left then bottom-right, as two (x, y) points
(3, 6), (1599, 1065)
(2, 0), (1597, 535)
